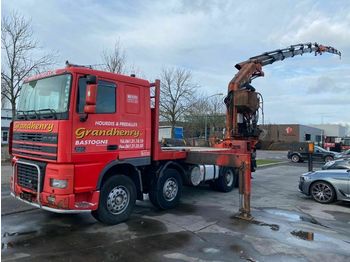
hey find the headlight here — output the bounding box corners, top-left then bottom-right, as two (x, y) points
(50, 179), (68, 189)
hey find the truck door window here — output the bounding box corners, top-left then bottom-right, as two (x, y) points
(77, 78), (116, 113)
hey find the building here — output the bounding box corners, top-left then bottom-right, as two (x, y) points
(310, 124), (348, 138)
(1, 109), (12, 144)
(259, 124), (323, 144)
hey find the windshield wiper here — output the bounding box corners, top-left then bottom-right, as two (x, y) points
(38, 108), (58, 119)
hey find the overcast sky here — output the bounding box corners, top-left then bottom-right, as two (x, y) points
(2, 0), (350, 126)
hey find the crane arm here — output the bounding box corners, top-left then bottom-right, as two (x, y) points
(223, 42), (341, 141)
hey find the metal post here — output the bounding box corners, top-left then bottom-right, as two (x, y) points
(308, 153), (313, 172)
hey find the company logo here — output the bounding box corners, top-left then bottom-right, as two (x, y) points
(75, 128), (141, 139)
(285, 127), (293, 134)
(14, 122), (54, 132)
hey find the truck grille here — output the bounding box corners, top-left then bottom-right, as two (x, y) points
(13, 132), (58, 161)
(17, 163), (39, 191)
(13, 132), (57, 144)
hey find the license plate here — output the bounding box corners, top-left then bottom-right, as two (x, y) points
(20, 192), (34, 202)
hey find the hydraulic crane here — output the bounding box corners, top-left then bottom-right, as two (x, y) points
(217, 42), (341, 219)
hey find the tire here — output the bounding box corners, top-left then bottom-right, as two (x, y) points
(324, 155), (334, 162)
(214, 167), (237, 192)
(92, 175), (136, 225)
(310, 181), (336, 204)
(291, 154), (300, 163)
(149, 168), (182, 210)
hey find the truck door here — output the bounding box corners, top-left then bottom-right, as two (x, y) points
(72, 76), (117, 159)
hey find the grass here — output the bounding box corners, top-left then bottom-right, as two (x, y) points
(256, 159), (281, 166)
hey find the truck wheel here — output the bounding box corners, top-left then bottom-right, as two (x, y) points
(214, 167), (237, 192)
(149, 168), (182, 210)
(92, 175), (136, 225)
(291, 154), (300, 163)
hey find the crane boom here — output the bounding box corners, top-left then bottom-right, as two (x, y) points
(236, 43), (341, 70)
(220, 42), (341, 145)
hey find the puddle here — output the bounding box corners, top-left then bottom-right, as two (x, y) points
(126, 217), (167, 236)
(232, 216), (280, 231)
(230, 244), (257, 262)
(251, 220), (280, 231)
(290, 230), (314, 241)
(263, 208), (327, 227)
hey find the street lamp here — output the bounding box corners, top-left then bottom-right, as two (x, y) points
(205, 93), (224, 141)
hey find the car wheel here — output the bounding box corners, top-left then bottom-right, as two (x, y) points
(310, 181), (336, 204)
(149, 168), (182, 210)
(291, 154), (300, 163)
(214, 167), (237, 192)
(324, 156), (334, 162)
(92, 175), (136, 224)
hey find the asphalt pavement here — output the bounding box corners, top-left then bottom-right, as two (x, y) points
(1, 157), (350, 261)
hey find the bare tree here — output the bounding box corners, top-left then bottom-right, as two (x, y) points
(101, 40), (126, 73)
(160, 67), (198, 136)
(1, 12), (56, 119)
(184, 94), (225, 139)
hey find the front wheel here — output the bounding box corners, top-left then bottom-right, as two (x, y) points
(149, 168), (182, 210)
(291, 154), (300, 163)
(310, 181), (336, 204)
(92, 175), (136, 224)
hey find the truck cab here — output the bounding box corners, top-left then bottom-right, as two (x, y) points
(11, 66), (154, 215)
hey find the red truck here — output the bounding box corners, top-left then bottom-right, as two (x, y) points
(10, 43), (340, 224)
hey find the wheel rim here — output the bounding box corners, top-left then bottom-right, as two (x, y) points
(163, 178), (178, 202)
(325, 157), (333, 162)
(106, 186), (130, 215)
(311, 183), (333, 203)
(292, 155), (299, 162)
(224, 169), (234, 187)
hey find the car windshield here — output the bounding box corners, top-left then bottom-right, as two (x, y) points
(17, 74), (71, 114)
(315, 146), (328, 152)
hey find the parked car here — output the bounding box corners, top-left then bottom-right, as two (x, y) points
(288, 145), (336, 163)
(322, 158), (350, 170)
(299, 169), (350, 203)
(335, 149), (350, 160)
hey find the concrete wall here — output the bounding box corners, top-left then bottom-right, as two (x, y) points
(299, 125), (323, 142)
(311, 124), (347, 137)
(260, 124), (322, 143)
(260, 124), (300, 143)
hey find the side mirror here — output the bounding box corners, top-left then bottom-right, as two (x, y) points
(84, 75), (97, 114)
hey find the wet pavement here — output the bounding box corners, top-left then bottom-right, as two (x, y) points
(1, 164), (350, 261)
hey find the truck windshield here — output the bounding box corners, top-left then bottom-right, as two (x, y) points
(17, 74), (71, 119)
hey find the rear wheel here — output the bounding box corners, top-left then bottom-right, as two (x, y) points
(214, 167), (237, 192)
(310, 181), (336, 204)
(149, 168), (182, 210)
(92, 175), (136, 224)
(291, 154), (300, 163)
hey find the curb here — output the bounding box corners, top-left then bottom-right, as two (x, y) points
(258, 161), (289, 168)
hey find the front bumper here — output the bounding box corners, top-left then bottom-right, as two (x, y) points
(12, 159), (99, 213)
(298, 178), (311, 195)
(11, 192), (91, 213)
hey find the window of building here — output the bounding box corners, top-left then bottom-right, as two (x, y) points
(2, 131), (9, 144)
(77, 78), (116, 113)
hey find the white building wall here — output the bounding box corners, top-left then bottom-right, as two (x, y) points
(311, 124), (347, 137)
